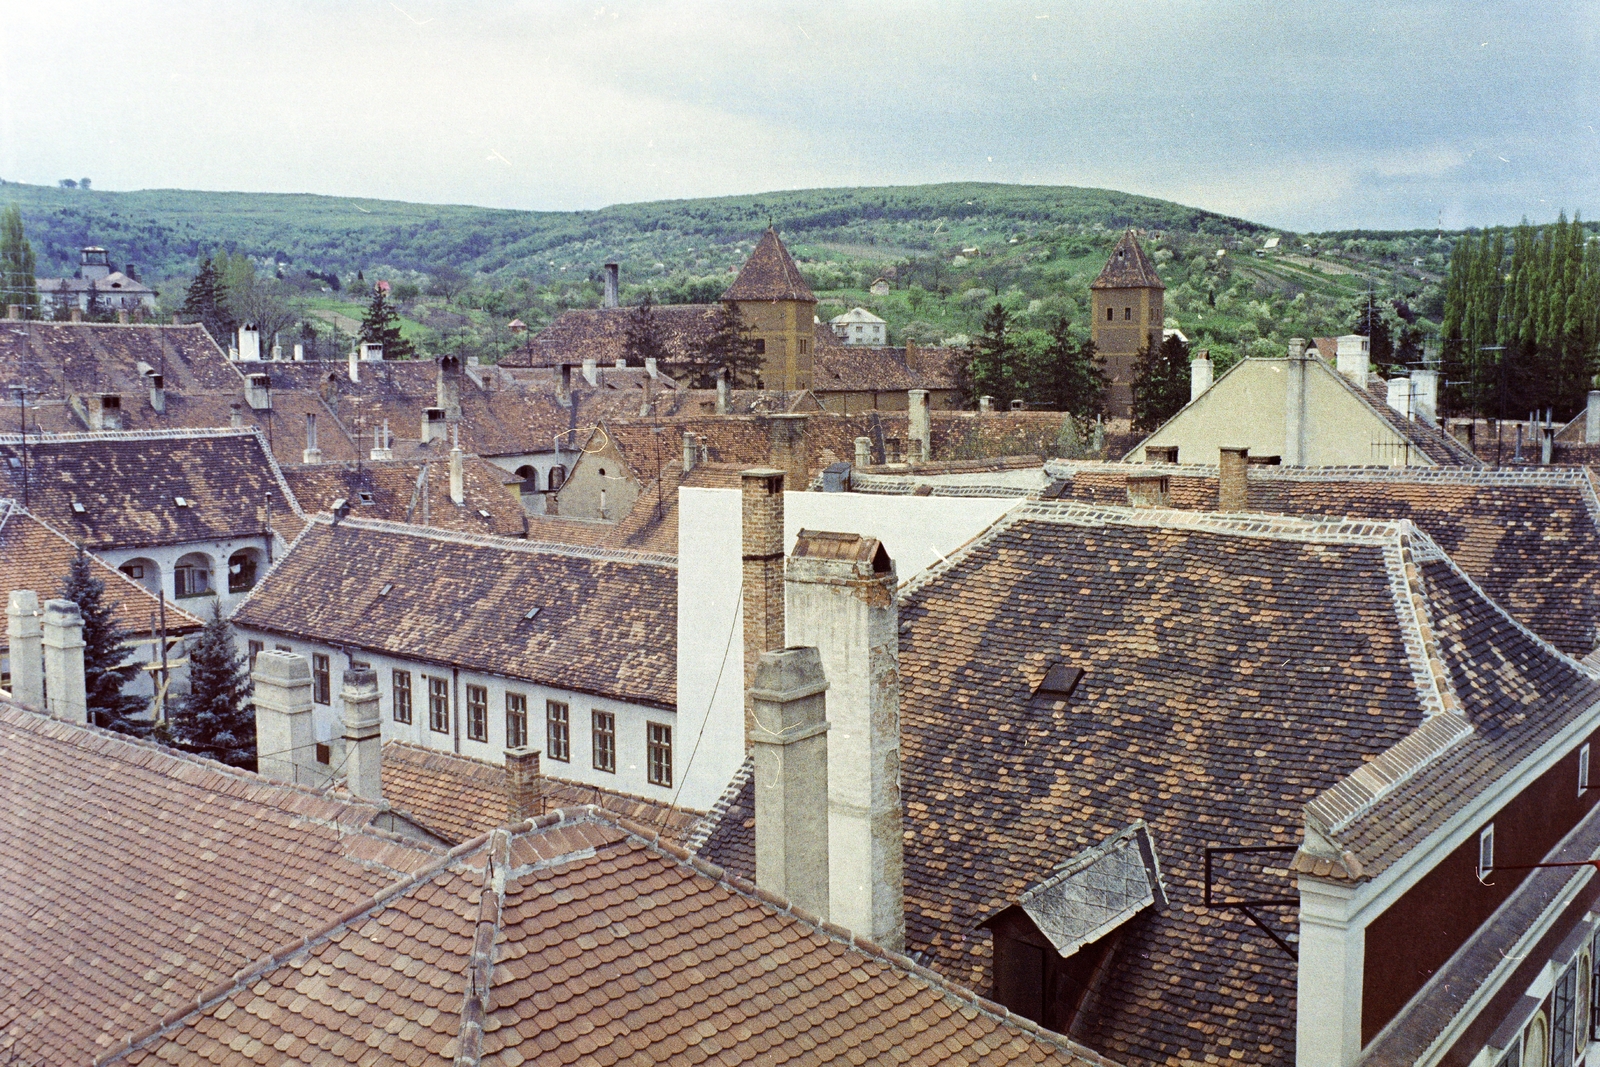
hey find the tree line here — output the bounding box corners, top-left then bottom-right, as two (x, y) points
(1441, 214), (1600, 419)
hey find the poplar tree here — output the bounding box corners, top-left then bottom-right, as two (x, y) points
(0, 205), (37, 318)
(167, 603), (254, 767)
(59, 548), (147, 733)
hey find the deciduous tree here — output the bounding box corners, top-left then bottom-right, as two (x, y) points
(0, 204), (38, 318)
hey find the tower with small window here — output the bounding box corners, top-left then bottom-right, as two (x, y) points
(722, 227), (818, 391)
(1090, 229), (1166, 418)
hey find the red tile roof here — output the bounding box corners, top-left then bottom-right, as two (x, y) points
(722, 227), (816, 303)
(1089, 230), (1164, 290)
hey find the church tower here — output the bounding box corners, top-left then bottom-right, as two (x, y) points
(723, 227), (818, 391)
(1090, 229), (1165, 418)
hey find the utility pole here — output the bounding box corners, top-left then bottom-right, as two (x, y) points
(8, 384), (36, 510)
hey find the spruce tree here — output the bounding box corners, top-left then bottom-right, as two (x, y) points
(1130, 333), (1191, 432)
(59, 548), (147, 733)
(181, 257), (235, 346)
(622, 292), (668, 370)
(167, 602), (254, 767)
(689, 303), (765, 388)
(964, 302), (1017, 408)
(359, 283), (414, 359)
(0, 204), (38, 318)
(1043, 318), (1105, 419)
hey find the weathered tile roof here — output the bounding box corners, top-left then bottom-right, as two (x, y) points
(1046, 462), (1600, 656)
(606, 460), (749, 555)
(0, 428), (305, 550)
(810, 331), (964, 393)
(0, 700), (440, 1065)
(0, 504), (203, 655)
(111, 808), (1115, 1067)
(1348, 370), (1483, 466)
(1089, 230), (1164, 290)
(379, 740), (704, 845)
(0, 322), (242, 409)
(507, 304), (724, 368)
(278, 455), (527, 537)
(699, 504), (1574, 1065)
(232, 517), (678, 708)
(722, 226), (816, 302)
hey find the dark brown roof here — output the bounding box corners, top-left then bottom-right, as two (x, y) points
(0, 322), (242, 411)
(379, 740), (704, 845)
(605, 460), (748, 555)
(0, 700), (440, 1065)
(721, 227), (816, 303)
(0, 428), (305, 550)
(1089, 230), (1164, 291)
(509, 304), (723, 368)
(1047, 462), (1600, 656)
(112, 808), (1113, 1067)
(700, 505), (1574, 1065)
(232, 518), (677, 708)
(278, 455), (526, 537)
(810, 329), (964, 393)
(1350, 370), (1482, 466)
(0, 505), (203, 654)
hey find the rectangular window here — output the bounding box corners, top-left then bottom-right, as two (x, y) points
(466, 684), (488, 742)
(174, 562), (210, 598)
(1123, 306), (1132, 321)
(1583, 743), (1592, 796)
(547, 700), (570, 762)
(1493, 1036), (1521, 1067)
(247, 640), (263, 668)
(506, 692), (528, 749)
(647, 722), (672, 787)
(753, 338), (766, 354)
(427, 676), (449, 734)
(275, 644), (292, 653)
(1554, 961), (1577, 1067)
(1105, 306), (1114, 321)
(592, 710), (616, 773)
(392, 670), (412, 724)
(315, 743), (330, 765)
(1590, 930), (1600, 1041)
(1478, 824), (1495, 879)
(311, 654), (330, 705)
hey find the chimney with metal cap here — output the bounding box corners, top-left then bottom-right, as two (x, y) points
(253, 651), (317, 785)
(741, 468), (787, 746)
(340, 667), (383, 801)
(1218, 446), (1249, 511)
(750, 646), (831, 921)
(603, 263), (620, 309)
(6, 591), (43, 708)
(41, 598), (87, 724)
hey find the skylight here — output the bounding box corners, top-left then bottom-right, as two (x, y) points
(174, 496), (190, 507)
(524, 607), (541, 620)
(1032, 664), (1084, 703)
(378, 583), (393, 597)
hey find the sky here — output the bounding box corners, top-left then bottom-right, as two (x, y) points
(2, 0), (1595, 232)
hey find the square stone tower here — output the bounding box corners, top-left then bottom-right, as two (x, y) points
(1090, 229), (1166, 418)
(723, 227), (818, 392)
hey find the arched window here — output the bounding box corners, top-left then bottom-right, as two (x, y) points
(118, 557), (161, 595)
(174, 553), (214, 598)
(228, 548), (264, 593)
(547, 464), (567, 491)
(515, 465), (539, 493)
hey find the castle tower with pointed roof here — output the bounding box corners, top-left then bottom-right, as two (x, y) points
(1090, 229), (1165, 417)
(722, 227), (818, 391)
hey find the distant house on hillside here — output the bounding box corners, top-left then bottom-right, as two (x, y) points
(36, 246), (157, 317)
(828, 306), (887, 345)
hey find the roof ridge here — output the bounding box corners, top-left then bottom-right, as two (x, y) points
(590, 809), (1121, 1066)
(1017, 499), (1411, 545)
(683, 755), (753, 854)
(304, 512), (678, 566)
(1048, 459), (1598, 486)
(452, 827), (510, 1067)
(0, 426), (262, 445)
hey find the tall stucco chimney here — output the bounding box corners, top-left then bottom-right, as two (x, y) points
(1284, 338), (1308, 466)
(750, 646), (831, 921)
(1386, 377), (1412, 418)
(1218, 446), (1249, 512)
(1411, 369), (1439, 425)
(6, 591), (43, 708)
(293, 342), (304, 362)
(785, 530), (904, 950)
(253, 651), (316, 785)
(1190, 348), (1213, 402)
(238, 324), (262, 362)
(6, 305), (20, 320)
(854, 436), (871, 468)
(303, 413), (322, 464)
(741, 468), (787, 746)
(582, 357), (598, 387)
(683, 431), (698, 473)
(717, 370), (731, 415)
(1587, 390), (1600, 445)
(245, 373), (272, 411)
(603, 263), (620, 309)
(41, 598), (87, 724)
(147, 373), (165, 414)
(340, 667), (383, 801)
(505, 746), (543, 822)
(347, 348), (361, 383)
(907, 390), (931, 463)
(437, 355), (463, 422)
(1335, 335), (1369, 385)
(768, 414), (809, 492)
(450, 441), (466, 505)
(422, 407), (448, 444)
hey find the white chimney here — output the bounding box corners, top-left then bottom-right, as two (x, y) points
(645, 357), (659, 379)
(270, 338), (283, 361)
(784, 530), (904, 951)
(370, 419), (393, 461)
(1587, 391), (1600, 445)
(293, 342), (305, 362)
(244, 373), (272, 411)
(340, 667), (383, 801)
(615, 357), (627, 370)
(1336, 335), (1370, 385)
(716, 370), (731, 414)
(253, 651), (317, 785)
(582, 358), (598, 386)
(348, 349), (361, 383)
(750, 646), (832, 921)
(683, 431), (697, 473)
(238, 324), (262, 362)
(1189, 348), (1213, 402)
(6, 591), (43, 708)
(361, 341), (383, 362)
(450, 440), (466, 505)
(854, 436), (871, 468)
(1386, 377), (1412, 418)
(41, 598), (87, 724)
(422, 407), (448, 444)
(303, 413), (322, 465)
(229, 402), (245, 430)
(907, 390), (931, 463)
(1411, 368), (1439, 425)
(978, 395), (994, 413)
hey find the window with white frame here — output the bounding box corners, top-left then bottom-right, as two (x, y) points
(1582, 743), (1592, 797)
(1554, 961), (1578, 1067)
(427, 676), (449, 734)
(1479, 824), (1495, 879)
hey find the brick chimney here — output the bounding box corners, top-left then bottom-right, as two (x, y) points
(603, 263), (620, 309)
(437, 354), (463, 423)
(907, 390), (931, 462)
(1145, 445), (1178, 464)
(340, 667), (383, 801)
(785, 529), (904, 950)
(741, 469), (787, 745)
(1190, 348), (1213, 402)
(253, 651), (317, 785)
(303, 413), (322, 464)
(854, 436), (871, 468)
(750, 646), (831, 921)
(504, 745), (543, 822)
(6, 591), (43, 708)
(768, 414), (809, 492)
(147, 373), (165, 414)
(238, 324), (262, 362)
(1219, 446), (1249, 511)
(245, 373), (272, 411)
(716, 369), (731, 415)
(41, 598), (87, 724)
